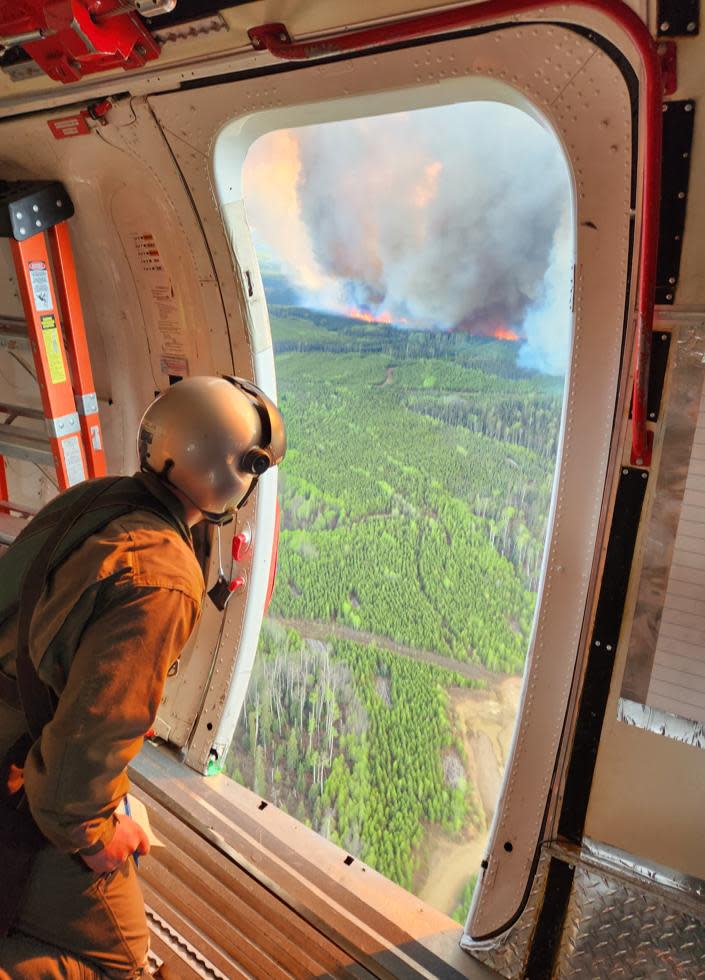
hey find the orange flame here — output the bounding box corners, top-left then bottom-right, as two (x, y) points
(494, 326), (520, 341)
(346, 307), (396, 325)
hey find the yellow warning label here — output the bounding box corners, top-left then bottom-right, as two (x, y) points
(42, 327), (67, 384)
(40, 314), (55, 330)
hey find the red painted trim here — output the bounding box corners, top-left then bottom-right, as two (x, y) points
(265, 500), (281, 614)
(0, 457), (9, 515)
(249, 2), (662, 467)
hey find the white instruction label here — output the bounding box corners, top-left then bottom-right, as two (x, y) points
(28, 261), (53, 312)
(90, 425), (102, 451)
(61, 435), (86, 486)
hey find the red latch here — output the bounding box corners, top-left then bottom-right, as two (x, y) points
(88, 99), (112, 121)
(232, 531), (251, 562)
(228, 576), (246, 593)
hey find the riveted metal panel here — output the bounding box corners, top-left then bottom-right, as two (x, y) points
(656, 0), (700, 38)
(656, 101), (696, 305)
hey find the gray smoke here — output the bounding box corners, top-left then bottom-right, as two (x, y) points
(246, 102), (573, 374)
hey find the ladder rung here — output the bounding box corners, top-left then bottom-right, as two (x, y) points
(0, 512), (29, 546)
(0, 499), (37, 517)
(0, 402), (44, 421)
(0, 426), (53, 465)
(0, 317), (29, 351)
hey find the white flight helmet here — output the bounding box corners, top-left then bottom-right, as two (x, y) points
(138, 376), (286, 524)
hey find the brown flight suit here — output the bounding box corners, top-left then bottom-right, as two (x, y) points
(0, 474), (204, 978)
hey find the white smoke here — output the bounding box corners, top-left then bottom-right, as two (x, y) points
(517, 203), (573, 375)
(243, 101), (573, 373)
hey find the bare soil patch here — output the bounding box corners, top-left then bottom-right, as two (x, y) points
(415, 675), (522, 915)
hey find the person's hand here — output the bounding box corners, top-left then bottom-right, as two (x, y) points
(81, 814), (150, 873)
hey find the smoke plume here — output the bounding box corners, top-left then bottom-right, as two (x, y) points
(243, 102), (573, 374)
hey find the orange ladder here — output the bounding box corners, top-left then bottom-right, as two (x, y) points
(0, 180), (105, 541)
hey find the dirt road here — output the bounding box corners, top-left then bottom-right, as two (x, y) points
(271, 616), (500, 684)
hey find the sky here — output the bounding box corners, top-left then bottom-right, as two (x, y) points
(242, 101), (573, 375)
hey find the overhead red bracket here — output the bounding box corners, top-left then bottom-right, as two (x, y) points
(249, 1), (662, 471)
(0, 1), (160, 83)
(248, 23), (292, 52)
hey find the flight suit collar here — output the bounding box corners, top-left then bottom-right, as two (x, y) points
(131, 471), (193, 547)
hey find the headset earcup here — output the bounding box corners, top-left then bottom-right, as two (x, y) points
(243, 448), (271, 476)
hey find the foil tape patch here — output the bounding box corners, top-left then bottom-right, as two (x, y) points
(618, 696), (705, 749)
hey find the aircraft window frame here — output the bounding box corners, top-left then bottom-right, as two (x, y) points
(225, 100), (573, 918)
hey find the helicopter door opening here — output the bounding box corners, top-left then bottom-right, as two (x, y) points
(216, 100), (572, 920)
(145, 8), (638, 948)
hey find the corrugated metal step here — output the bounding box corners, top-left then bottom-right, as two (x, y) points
(133, 787), (377, 980)
(132, 744), (489, 980)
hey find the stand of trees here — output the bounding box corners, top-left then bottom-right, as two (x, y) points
(225, 307), (563, 899)
(452, 873), (479, 925)
(226, 623), (483, 891)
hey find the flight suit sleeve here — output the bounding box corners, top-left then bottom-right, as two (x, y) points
(22, 580), (201, 852)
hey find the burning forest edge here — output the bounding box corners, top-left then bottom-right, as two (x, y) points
(243, 100), (572, 374)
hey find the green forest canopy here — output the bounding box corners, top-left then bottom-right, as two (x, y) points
(226, 306), (564, 903)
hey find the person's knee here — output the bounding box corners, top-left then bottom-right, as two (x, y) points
(16, 852), (148, 977)
(0, 930), (104, 979)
